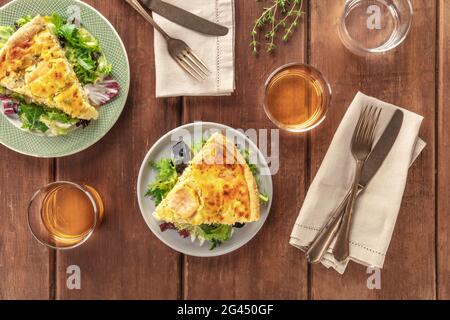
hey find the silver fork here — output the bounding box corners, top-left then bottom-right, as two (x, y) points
(126, 0), (210, 80)
(333, 105), (381, 262)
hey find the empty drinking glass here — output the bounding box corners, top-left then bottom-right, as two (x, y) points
(338, 0), (413, 55)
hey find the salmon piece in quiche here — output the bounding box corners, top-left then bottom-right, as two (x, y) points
(153, 133), (260, 226)
(0, 16), (98, 120)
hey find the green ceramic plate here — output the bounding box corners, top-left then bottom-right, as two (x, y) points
(0, 0), (130, 157)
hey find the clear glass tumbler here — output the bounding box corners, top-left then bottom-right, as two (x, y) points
(28, 181), (104, 250)
(264, 63), (332, 133)
(338, 0), (413, 55)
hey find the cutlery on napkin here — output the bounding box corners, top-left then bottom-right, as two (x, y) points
(289, 92), (426, 274)
(127, 0), (212, 80)
(307, 106), (400, 264)
(153, 0), (235, 97)
(140, 0), (229, 36)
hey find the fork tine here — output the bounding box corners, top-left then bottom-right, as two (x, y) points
(176, 57), (203, 81)
(368, 107), (382, 144)
(178, 55), (206, 80)
(361, 105), (382, 147)
(353, 105), (368, 142)
(183, 51), (209, 77)
(356, 105), (371, 144)
(186, 48), (210, 73)
(179, 53), (207, 79)
(362, 105), (376, 144)
(360, 105), (373, 143)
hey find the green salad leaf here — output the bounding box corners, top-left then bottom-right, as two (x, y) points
(97, 55), (113, 75)
(145, 159), (179, 206)
(0, 26), (14, 49)
(45, 109), (77, 123)
(241, 148), (270, 204)
(17, 100), (78, 135)
(196, 224), (233, 250)
(241, 148), (259, 178)
(57, 23), (100, 52)
(65, 46), (99, 84)
(15, 15), (33, 28)
(49, 13), (112, 85)
(259, 192), (269, 203)
(18, 102), (49, 133)
(49, 12), (65, 30)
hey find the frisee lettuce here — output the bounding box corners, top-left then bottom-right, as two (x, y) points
(17, 100), (78, 135)
(241, 148), (269, 204)
(196, 224), (233, 250)
(14, 15), (33, 29)
(18, 102), (49, 133)
(145, 159), (179, 206)
(50, 13), (112, 85)
(0, 26), (14, 49)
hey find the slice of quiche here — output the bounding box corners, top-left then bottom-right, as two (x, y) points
(153, 133), (260, 226)
(0, 16), (98, 120)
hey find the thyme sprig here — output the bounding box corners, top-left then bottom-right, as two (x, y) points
(250, 0), (305, 54)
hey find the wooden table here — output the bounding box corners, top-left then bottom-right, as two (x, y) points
(0, 0), (448, 300)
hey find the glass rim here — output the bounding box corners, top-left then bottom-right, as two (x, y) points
(338, 0), (414, 55)
(27, 181), (98, 250)
(263, 62), (332, 133)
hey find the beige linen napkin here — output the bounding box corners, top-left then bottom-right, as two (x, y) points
(153, 0), (235, 97)
(290, 92), (426, 274)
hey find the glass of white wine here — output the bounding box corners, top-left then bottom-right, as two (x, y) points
(264, 63), (332, 133)
(27, 181), (104, 250)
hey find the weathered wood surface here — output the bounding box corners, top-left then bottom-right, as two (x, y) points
(0, 0), (445, 300)
(0, 0), (51, 300)
(308, 0), (437, 300)
(182, 0), (309, 300)
(53, 0), (182, 299)
(438, 0), (449, 300)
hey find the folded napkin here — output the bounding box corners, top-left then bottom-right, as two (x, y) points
(290, 92), (426, 274)
(153, 0), (235, 97)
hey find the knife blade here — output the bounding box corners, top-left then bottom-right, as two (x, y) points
(306, 109), (404, 264)
(140, 0), (229, 36)
(359, 110), (404, 187)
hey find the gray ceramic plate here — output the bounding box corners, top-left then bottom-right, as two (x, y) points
(0, 0), (130, 157)
(137, 122), (273, 257)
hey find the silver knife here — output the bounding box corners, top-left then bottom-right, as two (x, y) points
(140, 0), (229, 36)
(306, 110), (404, 264)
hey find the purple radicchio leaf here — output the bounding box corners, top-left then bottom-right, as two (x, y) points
(84, 77), (120, 107)
(0, 95), (19, 118)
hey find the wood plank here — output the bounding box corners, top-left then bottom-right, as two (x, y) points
(0, 150), (52, 299)
(309, 0), (436, 299)
(55, 0), (182, 299)
(182, 1), (309, 299)
(438, 0), (449, 300)
(0, 0), (51, 300)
